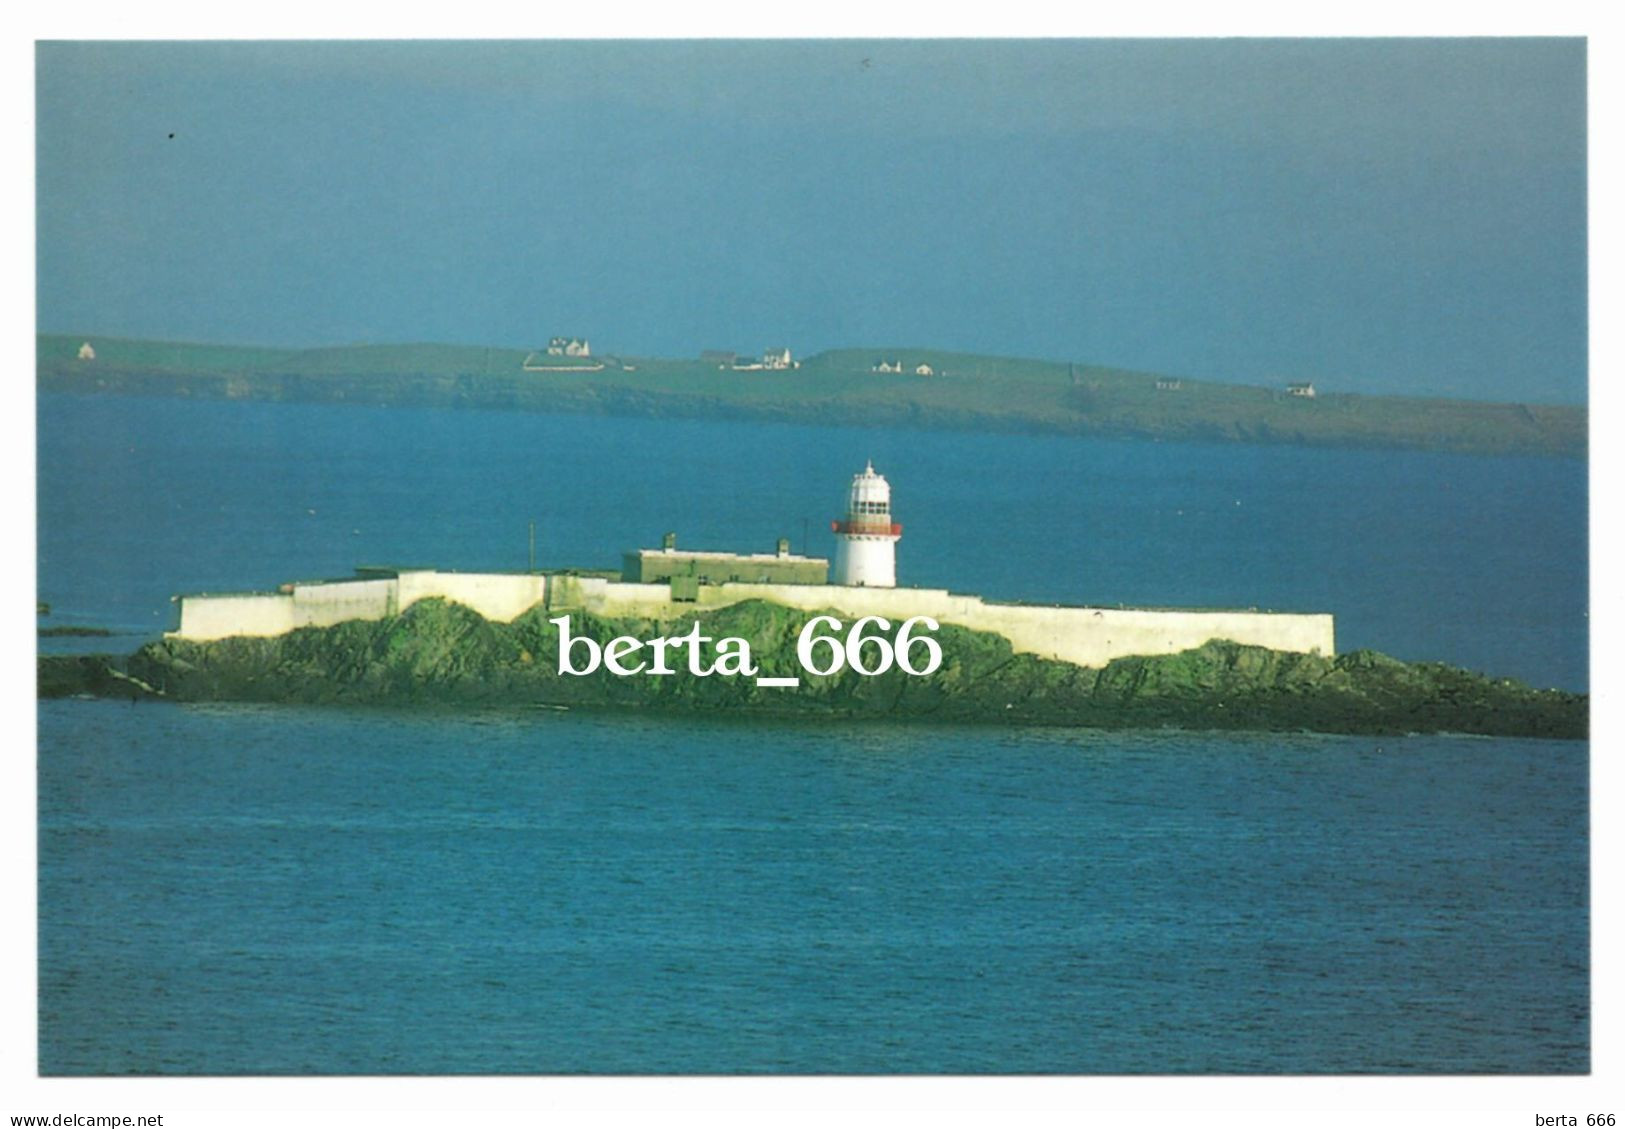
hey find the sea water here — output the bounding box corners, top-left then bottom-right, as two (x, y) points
(35, 394), (1589, 1073)
(38, 703), (1587, 1074)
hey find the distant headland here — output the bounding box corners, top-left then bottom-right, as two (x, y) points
(37, 334), (1585, 459)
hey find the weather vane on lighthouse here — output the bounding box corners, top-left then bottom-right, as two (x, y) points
(831, 460), (902, 587)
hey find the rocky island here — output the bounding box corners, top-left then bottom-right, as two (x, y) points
(38, 599), (1586, 739)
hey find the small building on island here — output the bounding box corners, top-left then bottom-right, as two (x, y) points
(77, 342), (96, 361)
(547, 336), (591, 358)
(1286, 381), (1317, 398)
(621, 532), (828, 600)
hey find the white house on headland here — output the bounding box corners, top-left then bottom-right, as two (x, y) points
(1286, 382), (1317, 398)
(873, 359), (903, 374)
(547, 336), (591, 357)
(762, 347), (794, 370)
(914, 363), (935, 376)
(77, 342), (95, 361)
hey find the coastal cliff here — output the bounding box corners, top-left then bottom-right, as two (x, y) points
(39, 599), (1586, 739)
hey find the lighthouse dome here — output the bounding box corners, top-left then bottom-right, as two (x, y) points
(848, 460), (891, 513)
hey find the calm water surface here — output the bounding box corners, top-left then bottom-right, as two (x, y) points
(36, 394), (1589, 1072)
(39, 701), (1587, 1074)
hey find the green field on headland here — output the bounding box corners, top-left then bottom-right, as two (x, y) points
(38, 334), (1585, 458)
(39, 598), (1586, 739)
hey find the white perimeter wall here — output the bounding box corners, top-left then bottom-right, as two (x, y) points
(172, 592), (298, 641)
(173, 571), (1333, 667)
(395, 571), (547, 622)
(556, 578), (1334, 669)
(172, 572), (548, 641)
(289, 578), (398, 627)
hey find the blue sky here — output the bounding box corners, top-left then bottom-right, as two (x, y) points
(35, 39), (1586, 403)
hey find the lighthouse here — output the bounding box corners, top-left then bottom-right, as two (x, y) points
(831, 461), (901, 587)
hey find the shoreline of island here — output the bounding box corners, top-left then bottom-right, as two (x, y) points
(37, 598), (1587, 740)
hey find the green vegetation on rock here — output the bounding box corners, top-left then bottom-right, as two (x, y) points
(39, 598), (1586, 739)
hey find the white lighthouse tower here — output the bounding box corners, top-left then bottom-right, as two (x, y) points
(831, 461), (901, 587)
